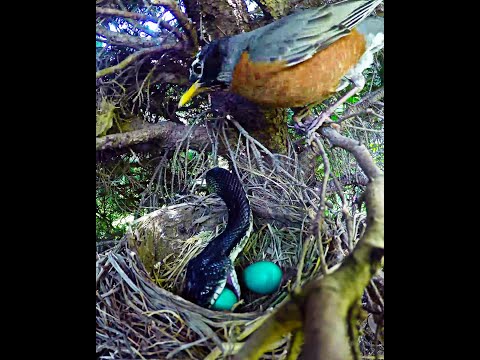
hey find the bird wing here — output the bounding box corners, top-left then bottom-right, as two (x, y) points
(245, 0), (382, 67)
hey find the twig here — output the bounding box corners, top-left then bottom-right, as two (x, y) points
(332, 176), (355, 250)
(96, 43), (184, 79)
(230, 118), (278, 166)
(344, 125), (383, 133)
(310, 134), (330, 274)
(320, 127), (382, 180)
(340, 87), (384, 119)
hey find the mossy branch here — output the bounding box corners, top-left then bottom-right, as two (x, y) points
(301, 176), (384, 360)
(96, 122), (218, 154)
(255, 0), (289, 19)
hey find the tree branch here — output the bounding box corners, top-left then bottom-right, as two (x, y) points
(320, 127), (382, 180)
(339, 86), (384, 120)
(95, 43), (184, 79)
(96, 6), (186, 41)
(96, 122), (213, 153)
(302, 176), (384, 360)
(96, 25), (169, 49)
(150, 0), (199, 49)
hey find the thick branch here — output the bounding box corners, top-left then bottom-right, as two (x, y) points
(199, 0), (251, 38)
(182, 0), (201, 42)
(303, 176), (384, 360)
(97, 122), (214, 153)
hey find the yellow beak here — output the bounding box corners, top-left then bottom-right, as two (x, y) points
(178, 80), (204, 108)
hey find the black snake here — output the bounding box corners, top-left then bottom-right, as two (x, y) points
(183, 167), (253, 308)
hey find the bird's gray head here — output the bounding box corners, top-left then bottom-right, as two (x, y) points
(178, 39), (231, 108)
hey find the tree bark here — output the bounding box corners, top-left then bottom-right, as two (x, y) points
(199, 0), (251, 39)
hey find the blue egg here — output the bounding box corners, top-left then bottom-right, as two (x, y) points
(243, 261), (282, 295)
(211, 288), (237, 311)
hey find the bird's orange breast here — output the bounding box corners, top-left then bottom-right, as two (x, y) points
(231, 29), (366, 108)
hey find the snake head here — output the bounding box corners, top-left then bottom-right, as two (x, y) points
(183, 255), (232, 308)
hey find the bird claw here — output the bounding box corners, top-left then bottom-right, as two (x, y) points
(306, 113), (332, 144)
(305, 77), (365, 142)
(293, 120), (307, 134)
(292, 113), (310, 135)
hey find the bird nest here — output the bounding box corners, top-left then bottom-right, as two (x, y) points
(96, 194), (314, 359)
(96, 120), (384, 359)
(96, 231), (298, 359)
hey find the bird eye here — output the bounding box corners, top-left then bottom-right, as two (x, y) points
(192, 62), (202, 75)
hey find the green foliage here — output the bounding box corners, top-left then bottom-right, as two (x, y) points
(96, 159), (153, 242)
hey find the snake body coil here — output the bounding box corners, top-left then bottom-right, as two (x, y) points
(183, 167), (253, 308)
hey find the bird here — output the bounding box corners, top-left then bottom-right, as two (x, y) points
(178, 0), (384, 113)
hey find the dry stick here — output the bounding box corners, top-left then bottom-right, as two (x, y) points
(311, 134), (330, 275)
(114, 0), (162, 38)
(230, 119), (308, 191)
(230, 119), (277, 165)
(307, 84), (365, 142)
(332, 175), (355, 250)
(344, 125), (384, 133)
(221, 122), (241, 179)
(96, 121), (218, 155)
(368, 279), (384, 310)
(294, 216), (313, 290)
(336, 110), (371, 124)
(249, 140), (267, 173)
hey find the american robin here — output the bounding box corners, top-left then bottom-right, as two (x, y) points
(178, 0), (384, 111)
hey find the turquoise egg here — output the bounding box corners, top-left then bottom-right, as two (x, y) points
(211, 288), (237, 311)
(243, 261), (282, 295)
